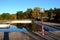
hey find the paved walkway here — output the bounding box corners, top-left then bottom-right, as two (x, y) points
(0, 32), (60, 40)
(37, 21), (60, 27)
(35, 22), (60, 31)
(0, 32), (47, 40)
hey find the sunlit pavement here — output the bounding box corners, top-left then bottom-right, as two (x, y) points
(0, 32), (60, 40)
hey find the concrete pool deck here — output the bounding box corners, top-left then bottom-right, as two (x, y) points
(0, 32), (60, 40)
(37, 21), (60, 27)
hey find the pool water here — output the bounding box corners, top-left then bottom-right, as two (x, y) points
(0, 25), (28, 32)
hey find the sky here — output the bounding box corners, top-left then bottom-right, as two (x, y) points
(0, 0), (60, 14)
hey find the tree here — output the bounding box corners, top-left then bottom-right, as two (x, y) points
(32, 7), (40, 19)
(16, 11), (23, 19)
(1, 13), (11, 20)
(47, 8), (54, 20)
(25, 8), (32, 19)
(53, 8), (60, 22)
(0, 15), (3, 20)
(10, 14), (17, 20)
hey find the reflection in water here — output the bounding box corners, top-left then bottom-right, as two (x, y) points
(0, 25), (27, 32)
(0, 23), (41, 32)
(16, 23), (41, 32)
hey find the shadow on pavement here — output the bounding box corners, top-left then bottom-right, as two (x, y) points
(4, 32), (9, 40)
(22, 32), (36, 40)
